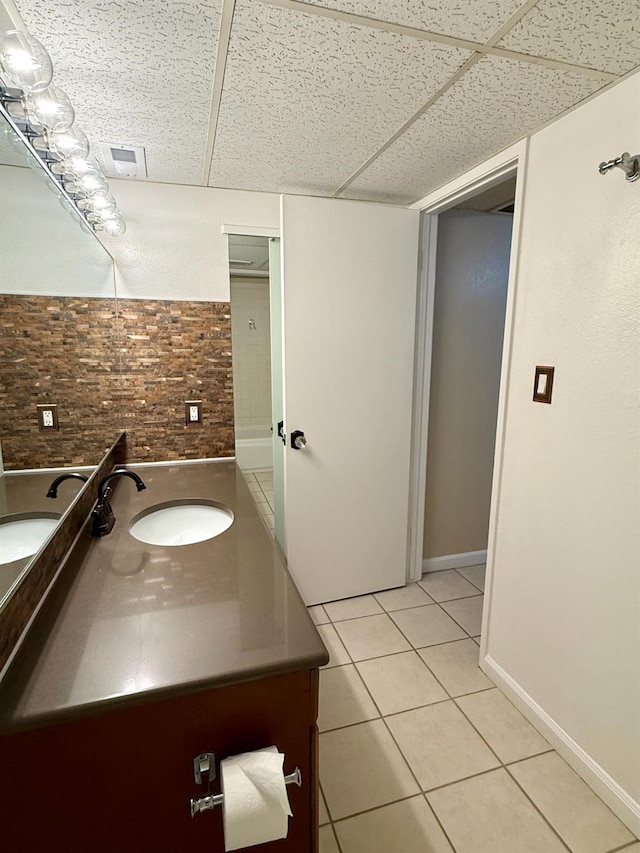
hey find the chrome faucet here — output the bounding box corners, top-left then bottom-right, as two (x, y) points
(46, 472), (89, 498)
(91, 468), (146, 537)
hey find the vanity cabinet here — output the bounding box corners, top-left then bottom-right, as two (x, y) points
(0, 461), (328, 850)
(0, 668), (320, 851)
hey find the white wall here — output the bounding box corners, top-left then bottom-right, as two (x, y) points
(101, 180), (279, 302)
(0, 165), (114, 297)
(424, 210), (512, 558)
(483, 71), (640, 828)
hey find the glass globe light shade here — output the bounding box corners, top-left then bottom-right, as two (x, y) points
(25, 84), (75, 132)
(0, 30), (53, 93)
(66, 153), (101, 179)
(78, 192), (117, 215)
(102, 214), (126, 237)
(48, 126), (89, 160)
(75, 172), (108, 195)
(90, 193), (117, 215)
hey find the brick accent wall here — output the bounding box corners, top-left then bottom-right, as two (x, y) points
(115, 299), (234, 462)
(0, 295), (235, 469)
(0, 295), (119, 470)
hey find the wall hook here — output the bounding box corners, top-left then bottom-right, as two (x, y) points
(598, 152), (640, 182)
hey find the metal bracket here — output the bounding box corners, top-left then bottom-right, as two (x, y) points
(598, 152), (640, 182)
(193, 752), (216, 786)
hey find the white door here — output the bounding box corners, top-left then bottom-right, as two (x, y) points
(282, 196), (420, 605)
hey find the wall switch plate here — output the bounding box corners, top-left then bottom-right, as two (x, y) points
(37, 404), (59, 431)
(533, 366), (554, 404)
(185, 400), (203, 425)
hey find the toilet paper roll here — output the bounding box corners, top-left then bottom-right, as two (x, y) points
(221, 746), (293, 851)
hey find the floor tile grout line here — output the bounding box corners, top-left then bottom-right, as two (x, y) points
(451, 566), (486, 593)
(327, 611), (562, 842)
(419, 589), (484, 605)
(318, 585), (637, 849)
(372, 594), (437, 610)
(327, 791), (454, 843)
(320, 631), (459, 850)
(323, 593), (481, 625)
(503, 762), (574, 852)
(419, 572), (485, 597)
(432, 597), (482, 641)
(321, 633), (629, 849)
(282, 524), (626, 847)
(378, 710), (459, 851)
(382, 615), (511, 772)
(335, 608), (504, 850)
(451, 692), (553, 770)
(608, 841), (640, 852)
(319, 680), (509, 734)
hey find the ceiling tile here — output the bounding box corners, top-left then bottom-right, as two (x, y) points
(16, 0), (222, 185)
(299, 0), (525, 43)
(499, 0), (640, 75)
(208, 0), (471, 195)
(342, 55), (606, 204)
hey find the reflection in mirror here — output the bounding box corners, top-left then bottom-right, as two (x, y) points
(0, 108), (118, 611)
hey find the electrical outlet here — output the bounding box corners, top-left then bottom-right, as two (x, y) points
(185, 400), (203, 425)
(37, 404), (59, 431)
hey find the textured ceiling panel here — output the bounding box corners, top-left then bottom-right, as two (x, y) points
(343, 56), (606, 204)
(500, 0), (640, 75)
(208, 0), (471, 195)
(17, 0), (222, 185)
(300, 0), (525, 43)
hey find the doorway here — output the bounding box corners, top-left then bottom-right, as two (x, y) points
(408, 146), (525, 650)
(425, 183), (515, 564)
(421, 179), (515, 639)
(228, 234), (284, 550)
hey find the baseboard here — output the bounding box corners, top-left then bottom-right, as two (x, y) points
(482, 655), (640, 837)
(422, 549), (487, 574)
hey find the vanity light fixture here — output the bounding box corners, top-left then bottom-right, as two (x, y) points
(0, 30), (52, 92)
(0, 28), (127, 236)
(25, 83), (74, 132)
(46, 125), (90, 159)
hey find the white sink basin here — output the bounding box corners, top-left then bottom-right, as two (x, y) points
(0, 513), (61, 564)
(129, 500), (234, 547)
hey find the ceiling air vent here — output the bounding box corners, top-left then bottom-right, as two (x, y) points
(99, 143), (147, 179)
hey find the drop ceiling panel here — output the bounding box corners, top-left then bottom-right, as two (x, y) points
(500, 0), (640, 75)
(16, 0), (222, 185)
(343, 56), (606, 204)
(208, 0), (471, 195)
(300, 0), (526, 42)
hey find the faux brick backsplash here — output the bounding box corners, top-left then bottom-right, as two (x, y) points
(115, 299), (234, 462)
(0, 295), (119, 470)
(1, 295), (235, 469)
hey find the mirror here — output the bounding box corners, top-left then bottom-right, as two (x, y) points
(0, 108), (118, 609)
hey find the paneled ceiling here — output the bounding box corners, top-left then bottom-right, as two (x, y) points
(13, 0), (640, 205)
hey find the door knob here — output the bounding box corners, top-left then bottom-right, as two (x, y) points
(291, 430), (307, 450)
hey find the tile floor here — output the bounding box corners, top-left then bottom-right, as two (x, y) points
(242, 468), (275, 535)
(309, 568), (637, 853)
(241, 471), (637, 852)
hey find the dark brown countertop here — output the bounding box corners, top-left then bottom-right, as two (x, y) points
(0, 460), (328, 733)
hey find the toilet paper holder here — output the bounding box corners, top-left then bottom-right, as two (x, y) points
(190, 752), (302, 818)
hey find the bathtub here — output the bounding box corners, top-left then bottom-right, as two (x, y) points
(234, 425), (273, 470)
